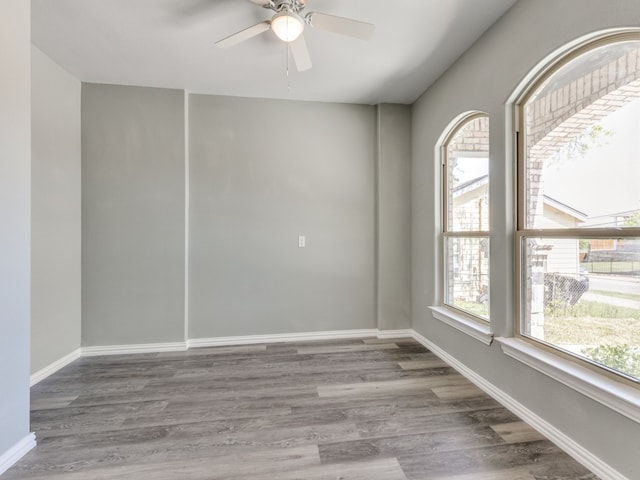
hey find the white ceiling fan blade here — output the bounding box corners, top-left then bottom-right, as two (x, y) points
(290, 35), (312, 72)
(307, 12), (374, 40)
(215, 21), (271, 48)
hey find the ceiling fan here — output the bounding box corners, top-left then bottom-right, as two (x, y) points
(215, 0), (375, 72)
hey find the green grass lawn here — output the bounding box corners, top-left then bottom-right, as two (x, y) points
(451, 300), (489, 319)
(544, 300), (640, 346)
(544, 301), (640, 379)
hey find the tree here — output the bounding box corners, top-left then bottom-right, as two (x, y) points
(548, 124), (614, 167)
(624, 211), (640, 227)
(582, 344), (640, 379)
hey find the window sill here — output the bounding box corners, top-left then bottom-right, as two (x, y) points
(497, 337), (640, 424)
(429, 306), (494, 345)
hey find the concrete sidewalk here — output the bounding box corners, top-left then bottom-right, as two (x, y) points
(581, 292), (640, 310)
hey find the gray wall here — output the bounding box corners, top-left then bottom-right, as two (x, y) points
(80, 88), (407, 342)
(0, 0), (32, 458)
(411, 0), (640, 477)
(188, 95), (376, 338)
(82, 84), (185, 346)
(377, 104), (412, 331)
(31, 46), (81, 373)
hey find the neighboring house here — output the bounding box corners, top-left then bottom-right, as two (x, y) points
(584, 209), (640, 252)
(448, 175), (489, 305)
(451, 175), (587, 303)
(538, 196), (587, 275)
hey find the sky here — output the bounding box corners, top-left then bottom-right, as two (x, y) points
(453, 157), (488, 185)
(543, 98), (640, 222)
(451, 96), (640, 227)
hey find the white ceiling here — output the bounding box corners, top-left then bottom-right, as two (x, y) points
(32, 0), (517, 105)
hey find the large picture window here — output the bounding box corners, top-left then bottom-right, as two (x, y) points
(443, 114), (490, 321)
(518, 34), (640, 384)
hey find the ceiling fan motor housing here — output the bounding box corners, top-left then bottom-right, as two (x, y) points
(269, 0), (307, 15)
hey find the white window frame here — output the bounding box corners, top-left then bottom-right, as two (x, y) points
(514, 32), (640, 389)
(440, 112), (491, 326)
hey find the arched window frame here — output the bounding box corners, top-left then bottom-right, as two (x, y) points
(440, 112), (491, 324)
(514, 31), (640, 388)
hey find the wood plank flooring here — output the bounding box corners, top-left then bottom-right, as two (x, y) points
(4, 337), (598, 479)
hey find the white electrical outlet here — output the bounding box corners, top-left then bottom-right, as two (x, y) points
(298, 235), (306, 248)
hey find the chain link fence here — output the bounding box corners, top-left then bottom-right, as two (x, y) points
(544, 272), (589, 308)
(582, 260), (640, 275)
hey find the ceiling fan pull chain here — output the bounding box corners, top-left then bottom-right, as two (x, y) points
(286, 43), (291, 93)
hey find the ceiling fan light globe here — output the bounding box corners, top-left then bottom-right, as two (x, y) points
(271, 12), (304, 42)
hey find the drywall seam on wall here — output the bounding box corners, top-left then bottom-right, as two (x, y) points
(374, 105), (382, 330)
(184, 90), (190, 343)
(375, 104), (412, 331)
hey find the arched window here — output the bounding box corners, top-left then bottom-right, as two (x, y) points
(442, 113), (490, 321)
(517, 33), (640, 383)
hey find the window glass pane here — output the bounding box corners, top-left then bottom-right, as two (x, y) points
(521, 236), (640, 381)
(446, 116), (489, 232)
(445, 236), (490, 319)
(523, 40), (640, 230)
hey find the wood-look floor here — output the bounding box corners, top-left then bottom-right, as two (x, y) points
(5, 337), (598, 479)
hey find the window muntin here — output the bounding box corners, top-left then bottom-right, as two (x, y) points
(518, 35), (640, 384)
(444, 236), (490, 319)
(443, 114), (490, 321)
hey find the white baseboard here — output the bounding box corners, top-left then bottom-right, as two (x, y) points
(81, 341), (188, 357)
(188, 329), (378, 348)
(410, 330), (629, 480)
(80, 330), (398, 356)
(30, 348), (82, 387)
(32, 331), (382, 383)
(0, 433), (36, 476)
(376, 329), (413, 339)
